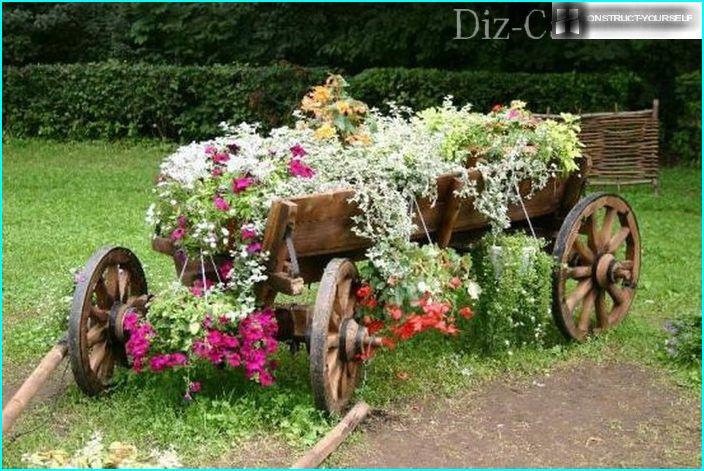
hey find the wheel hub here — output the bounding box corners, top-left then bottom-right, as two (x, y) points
(338, 318), (382, 362)
(594, 253), (615, 288)
(110, 295), (150, 342)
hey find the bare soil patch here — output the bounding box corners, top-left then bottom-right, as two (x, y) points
(328, 361), (701, 468)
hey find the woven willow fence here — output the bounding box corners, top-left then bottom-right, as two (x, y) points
(539, 100), (660, 193)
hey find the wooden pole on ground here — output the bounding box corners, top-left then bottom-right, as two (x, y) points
(2, 340), (68, 435)
(291, 401), (370, 469)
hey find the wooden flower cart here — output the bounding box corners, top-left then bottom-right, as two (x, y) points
(65, 159), (641, 414)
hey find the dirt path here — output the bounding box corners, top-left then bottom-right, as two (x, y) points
(327, 361), (701, 468)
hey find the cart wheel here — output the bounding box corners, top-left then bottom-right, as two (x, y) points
(309, 258), (364, 414)
(69, 246), (148, 395)
(553, 193), (641, 341)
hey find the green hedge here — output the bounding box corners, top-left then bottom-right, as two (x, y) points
(3, 63), (649, 141)
(3, 62), (328, 140)
(349, 68), (648, 114)
(670, 71), (701, 163)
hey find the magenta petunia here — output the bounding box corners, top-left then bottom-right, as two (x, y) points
(212, 152), (230, 164)
(211, 167), (224, 177)
(232, 176), (254, 193)
(219, 259), (233, 280)
(213, 195), (230, 211)
(289, 159), (315, 179)
(246, 242), (262, 254)
(170, 227), (186, 241)
(204, 145), (217, 155)
(177, 215), (188, 228)
(149, 352), (188, 373)
(240, 226), (257, 240)
(290, 143), (308, 158)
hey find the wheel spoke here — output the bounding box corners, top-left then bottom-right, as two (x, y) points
(566, 279), (593, 313)
(327, 334), (339, 350)
(86, 325), (106, 347)
(607, 283), (628, 305)
(595, 289), (609, 329)
(89, 341), (107, 371)
(578, 289), (596, 332)
(89, 305), (109, 323)
(587, 215), (601, 252)
(334, 278), (352, 317)
(104, 265), (120, 303)
(572, 239), (594, 264)
(94, 278), (111, 307)
(566, 265), (592, 279)
(118, 268), (131, 303)
(606, 227), (630, 254)
(96, 348), (113, 380)
(600, 207), (617, 248)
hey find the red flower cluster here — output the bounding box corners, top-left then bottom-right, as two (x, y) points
(356, 283), (378, 308)
(391, 296), (458, 340)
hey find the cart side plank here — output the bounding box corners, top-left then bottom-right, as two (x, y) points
(285, 174), (570, 258)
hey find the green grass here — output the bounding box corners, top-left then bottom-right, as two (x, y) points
(2, 138), (701, 467)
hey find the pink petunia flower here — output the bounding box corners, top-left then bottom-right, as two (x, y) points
(204, 145), (217, 155)
(170, 227), (186, 241)
(214, 195), (230, 211)
(240, 226), (257, 240)
(289, 159), (314, 178)
(290, 143), (308, 158)
(219, 260), (233, 280)
(232, 176), (254, 193)
(177, 215), (188, 228)
(212, 152), (230, 164)
(246, 242), (262, 254)
(211, 167), (224, 177)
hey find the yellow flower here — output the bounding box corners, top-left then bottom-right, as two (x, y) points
(335, 100), (352, 115)
(346, 133), (372, 146)
(311, 86), (331, 104)
(300, 96), (318, 112)
(314, 123), (337, 140)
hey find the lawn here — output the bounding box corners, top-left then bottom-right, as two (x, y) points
(2, 138), (701, 467)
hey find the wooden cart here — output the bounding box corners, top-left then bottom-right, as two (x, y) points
(67, 160), (641, 414)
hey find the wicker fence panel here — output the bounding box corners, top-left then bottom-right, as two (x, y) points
(538, 100), (660, 192)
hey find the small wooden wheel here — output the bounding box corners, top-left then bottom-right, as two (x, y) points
(553, 193), (641, 341)
(69, 246), (148, 395)
(309, 258), (364, 414)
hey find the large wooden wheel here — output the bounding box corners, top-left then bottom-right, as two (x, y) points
(69, 246), (148, 395)
(553, 193), (641, 341)
(309, 258), (366, 414)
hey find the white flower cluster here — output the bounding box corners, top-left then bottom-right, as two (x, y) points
(150, 95), (580, 318)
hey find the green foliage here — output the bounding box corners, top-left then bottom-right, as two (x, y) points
(3, 63), (648, 143)
(468, 233), (555, 354)
(670, 71), (702, 164)
(2, 62), (328, 141)
(350, 68), (648, 114)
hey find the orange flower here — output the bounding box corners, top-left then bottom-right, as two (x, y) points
(310, 85), (331, 104)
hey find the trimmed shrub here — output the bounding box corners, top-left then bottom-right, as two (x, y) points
(349, 68), (648, 114)
(3, 62), (328, 141)
(3, 63), (648, 141)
